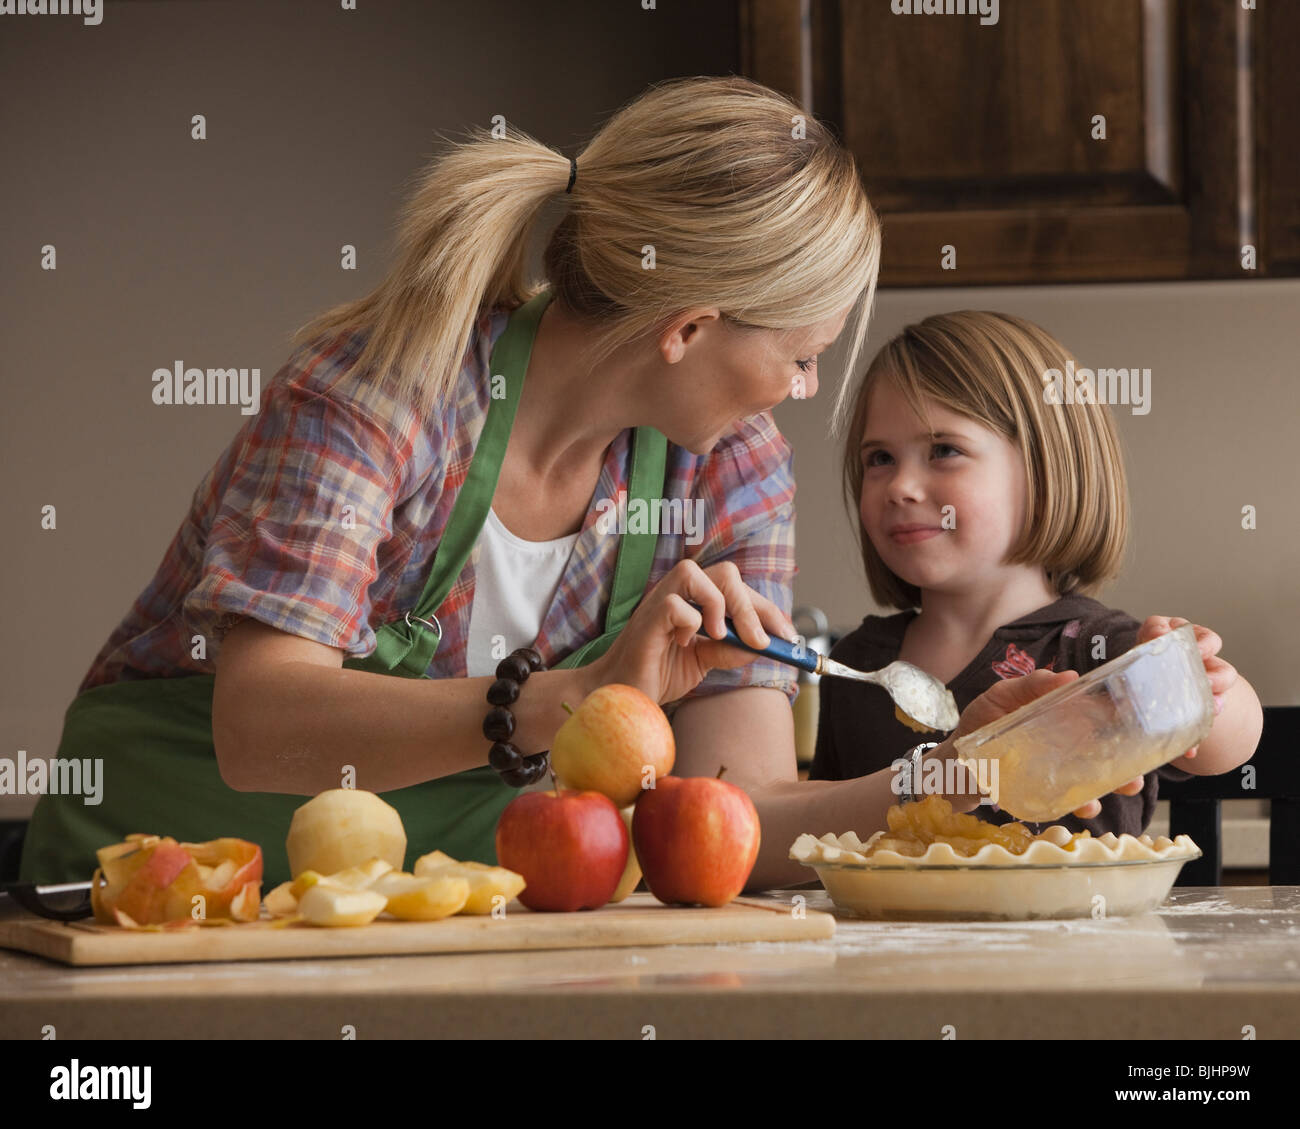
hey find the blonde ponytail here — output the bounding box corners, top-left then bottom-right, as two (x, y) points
(293, 76), (881, 427)
(291, 126), (568, 412)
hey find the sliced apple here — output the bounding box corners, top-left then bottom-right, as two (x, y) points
(289, 870), (331, 901)
(372, 872), (470, 921)
(325, 857), (394, 889)
(413, 851), (525, 914)
(297, 884), (387, 927)
(263, 881), (298, 917)
(286, 857), (393, 905)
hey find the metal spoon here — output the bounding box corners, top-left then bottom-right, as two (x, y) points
(692, 608), (959, 733)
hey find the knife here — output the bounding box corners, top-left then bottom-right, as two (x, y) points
(0, 880), (95, 921)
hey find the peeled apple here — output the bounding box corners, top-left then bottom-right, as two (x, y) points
(285, 789), (406, 878)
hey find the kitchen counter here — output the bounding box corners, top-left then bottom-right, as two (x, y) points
(2, 886), (1297, 1039)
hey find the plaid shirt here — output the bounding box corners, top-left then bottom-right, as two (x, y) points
(81, 304), (799, 707)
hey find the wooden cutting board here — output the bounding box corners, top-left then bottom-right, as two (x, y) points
(0, 892), (834, 967)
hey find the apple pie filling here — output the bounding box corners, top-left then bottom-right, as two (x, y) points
(866, 795), (1084, 858)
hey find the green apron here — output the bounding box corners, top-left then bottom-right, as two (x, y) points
(19, 288), (667, 888)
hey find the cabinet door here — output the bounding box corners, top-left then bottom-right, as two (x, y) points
(740, 0), (1298, 285)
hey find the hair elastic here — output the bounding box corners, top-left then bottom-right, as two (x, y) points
(565, 157), (577, 194)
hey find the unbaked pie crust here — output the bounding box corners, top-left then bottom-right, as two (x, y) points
(790, 796), (1199, 868)
(789, 797), (1200, 919)
(790, 826), (1200, 868)
(795, 827), (1201, 868)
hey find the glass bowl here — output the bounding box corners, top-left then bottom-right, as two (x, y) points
(952, 624), (1214, 822)
(801, 853), (1200, 921)
(789, 829), (1202, 920)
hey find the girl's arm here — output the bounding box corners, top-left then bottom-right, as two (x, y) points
(1169, 673), (1263, 776)
(1136, 617), (1264, 777)
(672, 671), (1083, 893)
(669, 687), (929, 891)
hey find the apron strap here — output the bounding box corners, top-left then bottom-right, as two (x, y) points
(365, 285), (669, 678)
(367, 288), (552, 677)
(605, 425), (668, 635)
(555, 424), (667, 670)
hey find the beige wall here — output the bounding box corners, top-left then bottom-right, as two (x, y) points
(3, 2), (1294, 823)
(0, 0), (739, 818)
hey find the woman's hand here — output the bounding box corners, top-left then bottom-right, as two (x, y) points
(940, 668), (1144, 819)
(1136, 615), (1237, 761)
(588, 559), (797, 705)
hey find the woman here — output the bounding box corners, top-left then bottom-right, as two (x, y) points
(20, 76), (1117, 890)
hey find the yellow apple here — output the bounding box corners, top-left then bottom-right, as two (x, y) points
(549, 684), (675, 807)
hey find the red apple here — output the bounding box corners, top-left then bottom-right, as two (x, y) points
(632, 769), (761, 907)
(495, 787), (628, 912)
(550, 684), (675, 807)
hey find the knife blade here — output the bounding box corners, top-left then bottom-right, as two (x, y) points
(0, 880), (95, 921)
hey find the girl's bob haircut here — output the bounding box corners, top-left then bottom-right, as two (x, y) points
(842, 310), (1130, 610)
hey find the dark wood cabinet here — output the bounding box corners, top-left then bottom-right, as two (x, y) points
(740, 0), (1299, 285)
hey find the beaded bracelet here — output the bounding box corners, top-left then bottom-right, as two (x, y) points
(484, 646), (552, 787)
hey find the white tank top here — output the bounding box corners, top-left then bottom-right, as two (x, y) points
(465, 507), (580, 678)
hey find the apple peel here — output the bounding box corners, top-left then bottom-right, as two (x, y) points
(90, 835), (263, 927)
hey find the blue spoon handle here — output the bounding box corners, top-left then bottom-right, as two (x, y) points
(689, 602), (819, 674)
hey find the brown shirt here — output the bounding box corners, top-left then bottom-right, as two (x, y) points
(809, 594), (1194, 836)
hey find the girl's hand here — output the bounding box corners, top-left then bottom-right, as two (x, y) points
(1137, 615), (1238, 761)
(945, 669), (1145, 820)
(588, 559), (797, 705)
(950, 668), (1080, 741)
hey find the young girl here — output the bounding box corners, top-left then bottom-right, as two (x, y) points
(811, 311), (1263, 835)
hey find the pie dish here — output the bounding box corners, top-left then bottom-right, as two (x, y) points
(789, 822), (1202, 921)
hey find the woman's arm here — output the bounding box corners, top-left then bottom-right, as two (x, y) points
(212, 618), (598, 794)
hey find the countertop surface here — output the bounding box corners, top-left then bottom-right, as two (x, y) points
(2, 886), (1297, 1039)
